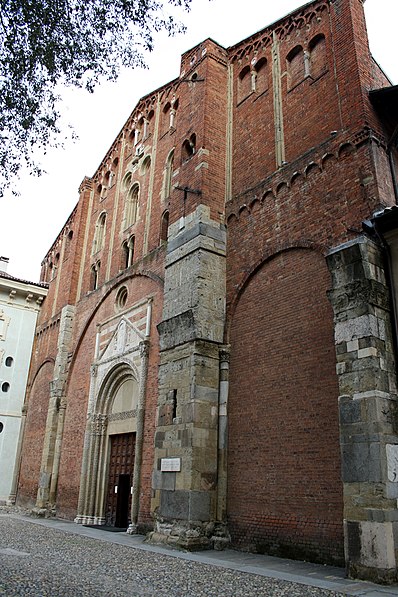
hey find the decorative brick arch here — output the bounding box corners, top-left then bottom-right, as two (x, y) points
(226, 244), (343, 563)
(226, 240), (328, 342)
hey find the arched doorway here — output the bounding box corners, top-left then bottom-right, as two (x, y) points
(75, 364), (140, 527)
(104, 377), (139, 528)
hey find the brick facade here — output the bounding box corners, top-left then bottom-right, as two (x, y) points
(16, 0), (398, 582)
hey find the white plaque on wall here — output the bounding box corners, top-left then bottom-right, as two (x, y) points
(161, 457), (181, 472)
(386, 444), (398, 482)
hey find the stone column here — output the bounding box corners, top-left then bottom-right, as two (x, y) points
(86, 414), (107, 522)
(149, 205), (228, 550)
(48, 399), (66, 508)
(35, 305), (75, 514)
(128, 339), (150, 534)
(93, 415), (108, 524)
(213, 346), (231, 550)
(35, 379), (63, 511)
(216, 347), (230, 522)
(327, 236), (398, 584)
(75, 365), (98, 524)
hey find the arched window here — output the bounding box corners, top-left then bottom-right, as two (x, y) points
(90, 261), (101, 291)
(255, 58), (268, 95)
(182, 134), (196, 162)
(170, 98), (178, 129)
(287, 45), (305, 89)
(93, 212), (107, 254)
(309, 34), (327, 80)
(40, 261), (47, 283)
(100, 171), (111, 200)
(121, 236), (135, 270)
(128, 129), (136, 148)
(143, 110), (154, 139)
(237, 65), (251, 104)
(1, 382), (10, 393)
(162, 102), (171, 136)
(141, 155), (151, 175)
(123, 184), (139, 229)
(52, 253), (60, 277)
(160, 211), (169, 243)
(5, 356), (13, 367)
(163, 149), (174, 200)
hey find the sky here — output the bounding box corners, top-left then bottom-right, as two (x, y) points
(1, 0), (397, 282)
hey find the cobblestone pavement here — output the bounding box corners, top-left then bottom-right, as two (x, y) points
(0, 513), (345, 597)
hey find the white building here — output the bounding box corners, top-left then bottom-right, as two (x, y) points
(0, 257), (47, 503)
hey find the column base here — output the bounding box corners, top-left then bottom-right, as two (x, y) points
(345, 520), (398, 585)
(347, 563), (398, 585)
(147, 518), (230, 551)
(127, 523), (139, 535)
(31, 506), (55, 518)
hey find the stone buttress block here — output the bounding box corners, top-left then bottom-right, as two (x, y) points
(150, 205), (227, 550)
(327, 237), (398, 584)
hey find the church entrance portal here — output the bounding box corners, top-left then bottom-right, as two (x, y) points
(105, 432), (136, 527)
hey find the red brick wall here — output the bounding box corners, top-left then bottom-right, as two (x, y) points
(17, 0), (395, 560)
(227, 249), (343, 564)
(55, 253), (164, 521)
(17, 359), (54, 507)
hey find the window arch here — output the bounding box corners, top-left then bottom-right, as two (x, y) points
(254, 58), (268, 95)
(128, 129), (136, 147)
(287, 45), (305, 89)
(143, 110), (154, 139)
(237, 65), (251, 104)
(121, 236), (135, 270)
(170, 98), (178, 129)
(123, 184), (139, 229)
(163, 149), (174, 200)
(160, 210), (169, 243)
(90, 261), (101, 291)
(115, 286), (128, 311)
(100, 171), (112, 200)
(182, 134), (196, 162)
(141, 155), (151, 175)
(52, 253), (60, 277)
(309, 34), (327, 80)
(93, 212), (107, 254)
(122, 171), (132, 192)
(162, 102), (171, 136)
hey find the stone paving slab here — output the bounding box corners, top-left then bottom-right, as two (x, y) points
(1, 513), (398, 596)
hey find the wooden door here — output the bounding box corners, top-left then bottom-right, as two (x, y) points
(105, 433), (136, 527)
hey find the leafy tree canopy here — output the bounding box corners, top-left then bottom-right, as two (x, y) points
(0, 0), (191, 196)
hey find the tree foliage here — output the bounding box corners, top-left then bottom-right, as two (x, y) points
(0, 0), (191, 196)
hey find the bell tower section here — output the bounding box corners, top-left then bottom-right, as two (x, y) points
(149, 40), (230, 549)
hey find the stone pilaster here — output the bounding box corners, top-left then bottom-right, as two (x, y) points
(35, 305), (75, 513)
(128, 339), (150, 534)
(149, 205), (228, 550)
(327, 236), (398, 584)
